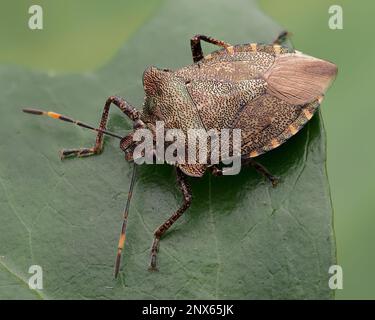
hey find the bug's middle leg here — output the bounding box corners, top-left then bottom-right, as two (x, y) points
(243, 158), (279, 187)
(60, 96), (140, 159)
(210, 161), (279, 187)
(149, 168), (192, 271)
(190, 34), (232, 63)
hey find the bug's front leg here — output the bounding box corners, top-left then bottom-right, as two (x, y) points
(149, 168), (192, 271)
(60, 96), (140, 159)
(190, 34), (232, 63)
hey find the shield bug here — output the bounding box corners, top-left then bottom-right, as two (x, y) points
(22, 32), (337, 277)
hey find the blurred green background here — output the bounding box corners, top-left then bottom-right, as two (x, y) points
(0, 0), (373, 299)
(260, 0), (375, 300)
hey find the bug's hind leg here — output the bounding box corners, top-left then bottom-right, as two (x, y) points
(273, 30), (291, 45)
(244, 158), (279, 187)
(190, 34), (232, 63)
(60, 96), (140, 159)
(210, 162), (278, 187)
(149, 168), (192, 271)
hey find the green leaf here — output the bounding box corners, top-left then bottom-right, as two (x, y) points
(0, 0), (336, 299)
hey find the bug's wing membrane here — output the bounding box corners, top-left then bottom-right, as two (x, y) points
(237, 52), (337, 157)
(263, 53), (338, 105)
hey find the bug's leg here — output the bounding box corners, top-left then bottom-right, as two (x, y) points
(209, 165), (223, 176)
(149, 168), (192, 271)
(60, 96), (140, 159)
(244, 158), (279, 187)
(273, 30), (291, 45)
(210, 162), (277, 186)
(190, 34), (232, 63)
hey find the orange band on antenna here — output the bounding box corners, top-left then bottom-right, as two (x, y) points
(47, 112), (61, 119)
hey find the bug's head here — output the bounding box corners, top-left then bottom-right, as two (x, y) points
(142, 66), (172, 97)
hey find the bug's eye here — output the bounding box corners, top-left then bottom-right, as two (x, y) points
(162, 68), (171, 72)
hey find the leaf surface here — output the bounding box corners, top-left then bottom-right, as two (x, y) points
(0, 0), (335, 299)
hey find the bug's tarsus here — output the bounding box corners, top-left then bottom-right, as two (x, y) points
(114, 162), (137, 279)
(209, 165), (223, 176)
(190, 34), (232, 63)
(273, 30), (292, 46)
(148, 237), (160, 272)
(210, 161), (278, 187)
(59, 148), (96, 159)
(245, 158), (279, 187)
(148, 168), (192, 271)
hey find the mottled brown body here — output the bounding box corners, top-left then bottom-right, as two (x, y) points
(141, 41), (337, 177)
(23, 33), (337, 276)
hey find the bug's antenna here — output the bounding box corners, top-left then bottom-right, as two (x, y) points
(114, 162), (137, 278)
(22, 108), (123, 140)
